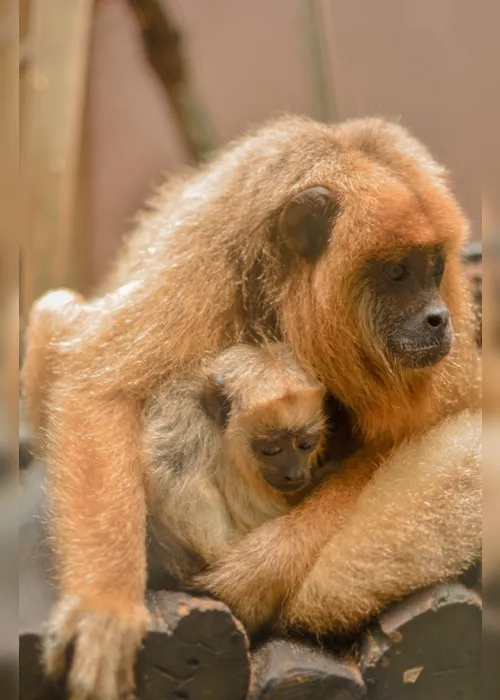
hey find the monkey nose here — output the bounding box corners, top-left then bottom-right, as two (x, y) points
(426, 305), (450, 334)
(266, 468), (306, 492)
(283, 467), (306, 486)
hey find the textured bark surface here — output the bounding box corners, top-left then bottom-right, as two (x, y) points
(360, 583), (482, 700)
(249, 638), (366, 699)
(136, 590), (250, 700)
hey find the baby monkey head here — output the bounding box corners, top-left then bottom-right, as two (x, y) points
(201, 343), (326, 494)
(248, 424), (322, 493)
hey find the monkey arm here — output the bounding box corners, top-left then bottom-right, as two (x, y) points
(279, 409), (482, 635)
(41, 386), (150, 700)
(194, 453), (377, 632)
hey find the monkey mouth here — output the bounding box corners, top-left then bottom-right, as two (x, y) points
(265, 476), (308, 493)
(391, 338), (452, 369)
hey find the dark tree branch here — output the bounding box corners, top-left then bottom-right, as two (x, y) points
(127, 0), (217, 163)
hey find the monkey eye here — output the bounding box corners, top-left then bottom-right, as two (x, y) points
(387, 262), (410, 283)
(433, 255), (445, 281)
(260, 445), (283, 457)
(297, 440), (315, 451)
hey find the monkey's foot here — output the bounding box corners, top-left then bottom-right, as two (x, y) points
(43, 594), (149, 700)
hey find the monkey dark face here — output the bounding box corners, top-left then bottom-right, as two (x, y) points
(251, 431), (320, 493)
(278, 175), (461, 382)
(366, 248), (453, 369)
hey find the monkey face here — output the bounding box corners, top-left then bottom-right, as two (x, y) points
(278, 125), (467, 392)
(251, 431), (320, 493)
(365, 248), (453, 369)
(201, 345), (327, 497)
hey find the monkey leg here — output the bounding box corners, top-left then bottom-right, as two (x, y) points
(195, 456), (377, 632)
(42, 384), (149, 700)
(279, 409), (482, 635)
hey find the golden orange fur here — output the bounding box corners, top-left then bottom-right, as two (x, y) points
(22, 115), (481, 699)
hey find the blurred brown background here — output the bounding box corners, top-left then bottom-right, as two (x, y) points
(20, 0), (496, 316)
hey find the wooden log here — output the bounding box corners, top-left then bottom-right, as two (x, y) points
(249, 638), (366, 700)
(137, 591), (250, 700)
(0, 663), (18, 700)
(19, 461), (251, 700)
(19, 633), (61, 700)
(360, 582), (481, 700)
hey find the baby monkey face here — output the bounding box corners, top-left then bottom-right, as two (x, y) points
(251, 430), (321, 492)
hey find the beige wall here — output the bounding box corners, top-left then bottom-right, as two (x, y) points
(88, 0), (190, 284)
(323, 0), (497, 238)
(87, 0), (493, 286)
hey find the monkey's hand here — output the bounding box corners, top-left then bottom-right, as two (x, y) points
(279, 410), (482, 635)
(43, 595), (149, 700)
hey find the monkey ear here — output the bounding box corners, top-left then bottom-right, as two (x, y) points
(278, 186), (339, 261)
(201, 374), (232, 428)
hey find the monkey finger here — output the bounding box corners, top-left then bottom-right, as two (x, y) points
(96, 616), (144, 700)
(68, 609), (146, 700)
(43, 595), (83, 679)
